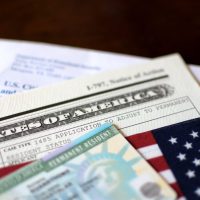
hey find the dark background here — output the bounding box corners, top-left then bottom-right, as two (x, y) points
(0, 0), (199, 64)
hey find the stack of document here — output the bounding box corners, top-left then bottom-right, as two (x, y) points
(0, 39), (200, 200)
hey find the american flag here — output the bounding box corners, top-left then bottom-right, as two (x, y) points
(127, 118), (200, 200)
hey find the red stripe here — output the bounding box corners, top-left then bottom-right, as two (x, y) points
(126, 131), (157, 148)
(170, 182), (184, 198)
(148, 156), (169, 172)
(0, 162), (31, 178)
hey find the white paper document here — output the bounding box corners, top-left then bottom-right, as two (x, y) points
(0, 39), (147, 97)
(0, 39), (199, 97)
(190, 64), (200, 81)
(0, 54), (199, 167)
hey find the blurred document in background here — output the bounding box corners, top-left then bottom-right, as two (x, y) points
(0, 39), (146, 96)
(0, 39), (199, 97)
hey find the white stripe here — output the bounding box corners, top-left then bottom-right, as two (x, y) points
(159, 169), (176, 184)
(138, 144), (162, 159)
(178, 197), (186, 200)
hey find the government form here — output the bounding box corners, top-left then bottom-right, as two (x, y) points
(0, 54), (199, 167)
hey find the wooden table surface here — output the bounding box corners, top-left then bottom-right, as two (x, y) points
(0, 0), (199, 64)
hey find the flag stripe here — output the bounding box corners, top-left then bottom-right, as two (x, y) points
(170, 182), (184, 198)
(148, 156), (170, 172)
(160, 169), (176, 184)
(138, 144), (162, 159)
(0, 162), (31, 178)
(127, 131), (157, 148)
(178, 197), (186, 200)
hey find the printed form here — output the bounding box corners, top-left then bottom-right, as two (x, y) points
(0, 54), (199, 167)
